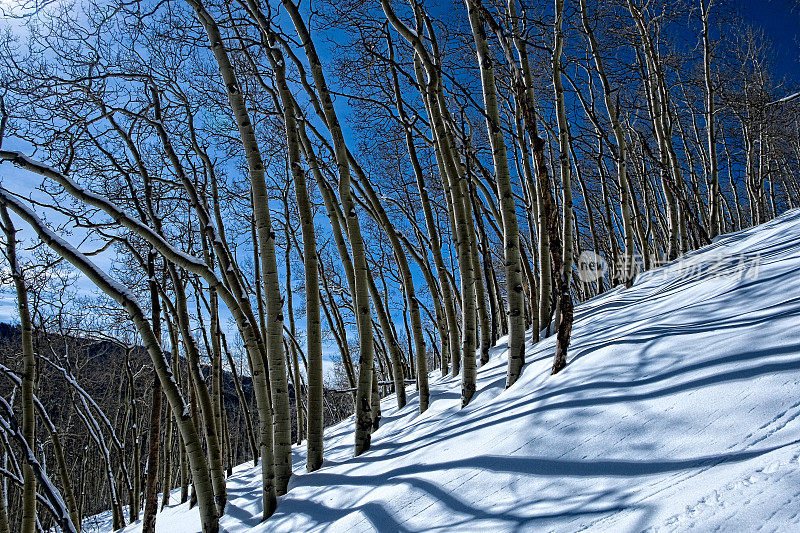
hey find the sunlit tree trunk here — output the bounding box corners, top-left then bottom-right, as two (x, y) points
(387, 37), (457, 376)
(283, 0), (376, 454)
(382, 2), (477, 400)
(161, 317), (181, 511)
(348, 160), (429, 412)
(184, 0), (288, 504)
(628, 0), (683, 259)
(367, 271), (407, 409)
(271, 46), (324, 470)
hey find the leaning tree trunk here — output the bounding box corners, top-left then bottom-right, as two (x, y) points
(381, 1), (477, 400)
(27, 396), (79, 531)
(183, 0), (287, 506)
(367, 270), (408, 409)
(465, 0), (526, 387)
(0, 458), (8, 533)
(271, 46), (325, 472)
(0, 191), (220, 533)
(628, 0), (682, 259)
(297, 123), (362, 398)
(466, 163), (492, 366)
(449, 147), (479, 406)
(149, 87), (230, 513)
(220, 333), (258, 465)
(0, 396), (77, 533)
(283, 0), (376, 455)
(506, 0), (572, 376)
(415, 60), (462, 379)
(168, 269), (227, 513)
(387, 37), (458, 377)
(0, 205), (36, 533)
(142, 251), (163, 533)
(348, 158), (429, 413)
(161, 317), (182, 511)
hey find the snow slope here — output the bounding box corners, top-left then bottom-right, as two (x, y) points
(105, 210), (800, 532)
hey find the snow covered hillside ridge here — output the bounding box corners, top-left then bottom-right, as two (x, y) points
(118, 210), (800, 532)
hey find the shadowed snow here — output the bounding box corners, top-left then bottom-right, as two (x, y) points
(94, 209), (800, 532)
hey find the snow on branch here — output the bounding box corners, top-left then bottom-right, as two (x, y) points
(0, 397), (78, 533)
(0, 150), (208, 272)
(767, 92), (800, 106)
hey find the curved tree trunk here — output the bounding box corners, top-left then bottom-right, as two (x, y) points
(183, 0), (288, 505)
(283, 0), (376, 455)
(387, 37), (458, 376)
(0, 192), (220, 533)
(465, 0), (526, 386)
(382, 2), (477, 398)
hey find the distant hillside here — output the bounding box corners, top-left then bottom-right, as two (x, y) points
(0, 322), (350, 528)
(0, 321), (258, 429)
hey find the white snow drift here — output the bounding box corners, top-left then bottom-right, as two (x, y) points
(92, 210), (800, 532)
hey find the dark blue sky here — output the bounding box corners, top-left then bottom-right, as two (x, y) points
(736, 0), (800, 83)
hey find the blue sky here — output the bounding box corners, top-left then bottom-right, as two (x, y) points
(737, 0), (800, 83)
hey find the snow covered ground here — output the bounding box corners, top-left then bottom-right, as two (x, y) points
(96, 210), (800, 532)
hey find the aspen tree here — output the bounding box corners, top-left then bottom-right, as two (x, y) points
(269, 41), (325, 471)
(0, 395), (77, 533)
(701, 0), (721, 238)
(467, 178), (492, 366)
(161, 316), (181, 511)
(348, 161), (430, 412)
(579, 0), (636, 285)
(220, 332), (259, 465)
(550, 0), (575, 374)
(142, 231), (225, 513)
(111, 105), (229, 512)
(30, 391), (79, 530)
(0, 204), (36, 533)
(0, 453), (8, 533)
(281, 196), (305, 447)
(0, 359), (80, 532)
(0, 191), (221, 533)
(297, 125), (361, 399)
(312, 142), (408, 411)
(1, 143), (277, 521)
(282, 0), (377, 453)
(382, 0), (478, 403)
(183, 0), (291, 500)
(465, 0), (525, 386)
(628, 0), (684, 259)
(387, 33), (458, 377)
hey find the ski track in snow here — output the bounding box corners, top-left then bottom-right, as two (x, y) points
(87, 210), (800, 532)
